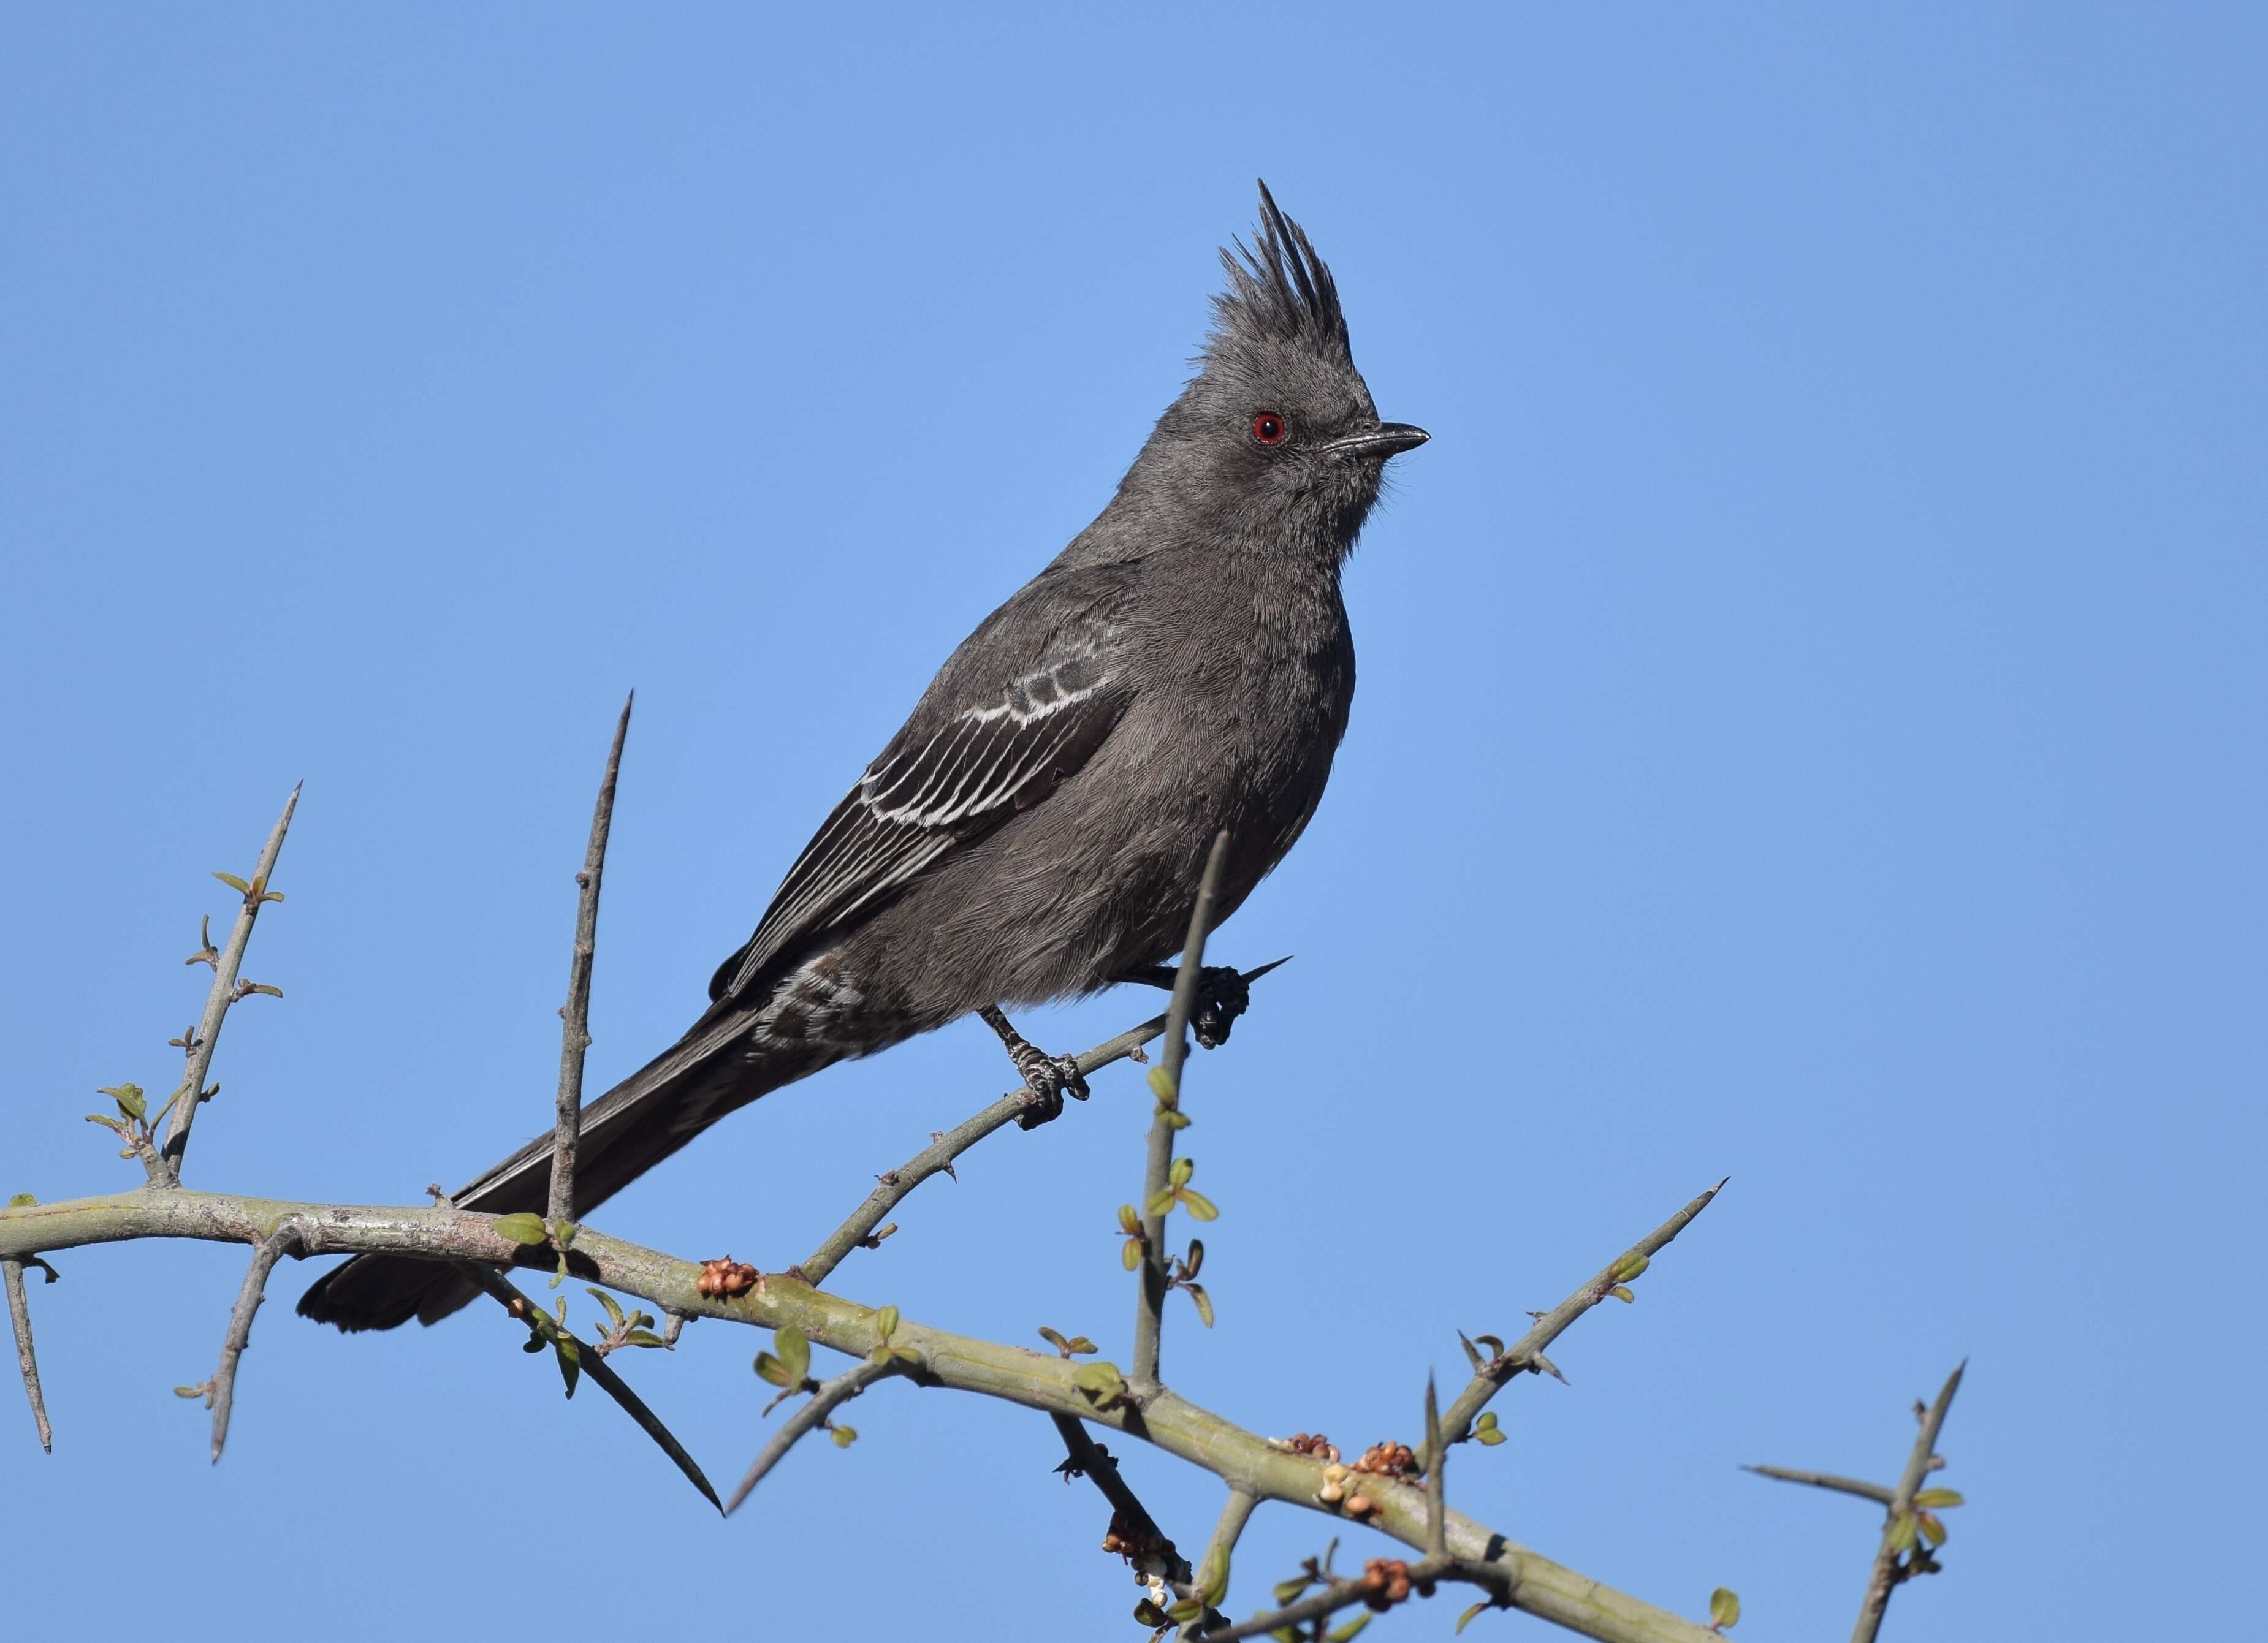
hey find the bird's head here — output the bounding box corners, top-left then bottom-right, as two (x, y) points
(1126, 183), (1426, 557)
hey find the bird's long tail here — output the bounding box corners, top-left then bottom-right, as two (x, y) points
(297, 1004), (829, 1332)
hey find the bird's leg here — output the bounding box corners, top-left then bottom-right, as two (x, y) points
(979, 1004), (1091, 1130)
(1114, 963), (1255, 1050)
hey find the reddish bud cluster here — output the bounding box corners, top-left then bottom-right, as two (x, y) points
(1360, 1558), (1434, 1610)
(1353, 1441), (1418, 1479)
(695, 1258), (762, 1299)
(1282, 1432), (1341, 1461)
(1099, 1506), (1176, 1574)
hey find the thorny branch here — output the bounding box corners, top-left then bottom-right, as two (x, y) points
(1741, 1464), (1896, 1505)
(159, 784), (299, 1182)
(189, 1226), (300, 1462)
(726, 1356), (905, 1515)
(550, 694), (633, 1228)
(1431, 1179), (1727, 1465)
(1852, 1364), (1966, 1643)
(1133, 829), (1230, 1394)
(4, 1256), (54, 1453)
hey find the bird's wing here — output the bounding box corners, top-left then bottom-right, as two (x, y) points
(708, 563), (1138, 1003)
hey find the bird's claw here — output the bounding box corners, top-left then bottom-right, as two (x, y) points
(1011, 1049), (1090, 1131)
(1190, 965), (1250, 1049)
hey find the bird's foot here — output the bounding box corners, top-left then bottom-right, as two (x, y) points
(1117, 962), (1265, 1049)
(979, 1004), (1091, 1130)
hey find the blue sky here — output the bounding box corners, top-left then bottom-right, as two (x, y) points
(3, 6), (2261, 1639)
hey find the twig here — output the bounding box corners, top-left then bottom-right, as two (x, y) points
(799, 959), (1284, 1289)
(550, 693), (633, 1227)
(1852, 1362), (1965, 1643)
(1133, 830), (1231, 1393)
(159, 784), (300, 1182)
(1433, 1180), (1726, 1461)
(1742, 1464), (1895, 1505)
(1054, 1411), (1193, 1585)
(4, 1258), (53, 1453)
(725, 1356), (901, 1515)
(205, 1227), (300, 1461)
(457, 1259), (722, 1512)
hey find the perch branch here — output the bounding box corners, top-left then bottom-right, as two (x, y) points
(4, 1258), (53, 1453)
(550, 692), (633, 1226)
(799, 958), (1284, 1289)
(1133, 830), (1230, 1393)
(159, 784), (300, 1181)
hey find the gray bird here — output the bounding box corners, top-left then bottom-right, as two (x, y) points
(300, 183), (1426, 1331)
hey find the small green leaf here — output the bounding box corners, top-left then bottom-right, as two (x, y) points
(1165, 1600), (1204, 1624)
(587, 1287), (626, 1330)
(1887, 1510), (1919, 1552)
(1611, 1251), (1651, 1282)
(873, 1304), (899, 1344)
(1456, 1601), (1492, 1635)
(1607, 1284), (1635, 1303)
(1133, 1599), (1170, 1627)
(1118, 1203), (1143, 1235)
(549, 1251), (569, 1288)
(99, 1083), (147, 1121)
(1709, 1587), (1740, 1628)
(6, 1193), (35, 1209)
(1168, 1156), (1194, 1188)
(893, 1344), (923, 1364)
(753, 1351), (794, 1387)
(1325, 1616), (1372, 1643)
(622, 1329), (668, 1348)
(552, 1220), (578, 1248)
(173, 1384), (205, 1400)
(1198, 1543), (1231, 1604)
(1917, 1510), (1946, 1546)
(1273, 1577), (1311, 1606)
(1161, 1107), (1192, 1129)
(1179, 1190), (1219, 1221)
(1184, 1239), (1204, 1276)
(1146, 1066), (1178, 1103)
(1187, 1283), (1214, 1327)
(1121, 1238), (1143, 1270)
(491, 1212), (548, 1246)
(1146, 1189), (1177, 1217)
(1038, 1326), (1069, 1352)
(1475, 1419), (1506, 1446)
(213, 871), (251, 895)
(1912, 1488), (1965, 1509)
(774, 1324), (810, 1383)
(1065, 1336), (1097, 1355)
(554, 1335), (581, 1398)
(830, 1424), (858, 1447)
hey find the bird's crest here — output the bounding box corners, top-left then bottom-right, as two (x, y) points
(1206, 181), (1350, 363)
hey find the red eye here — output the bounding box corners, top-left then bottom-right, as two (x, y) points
(1251, 412), (1287, 446)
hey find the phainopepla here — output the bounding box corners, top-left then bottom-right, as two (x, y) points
(300, 183), (1426, 1331)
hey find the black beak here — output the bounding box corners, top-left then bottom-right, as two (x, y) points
(1324, 422), (1430, 460)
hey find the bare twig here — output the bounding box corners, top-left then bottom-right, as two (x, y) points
(457, 1259), (721, 1512)
(1852, 1362), (1965, 1643)
(1433, 1180), (1726, 1461)
(726, 1356), (901, 1515)
(799, 958), (1284, 1289)
(1425, 1376), (1448, 1561)
(203, 1226), (300, 1461)
(550, 693), (633, 1227)
(1133, 830), (1231, 1393)
(1742, 1463), (1895, 1505)
(1053, 1411), (1194, 1580)
(159, 784), (300, 1182)
(4, 1258), (53, 1453)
